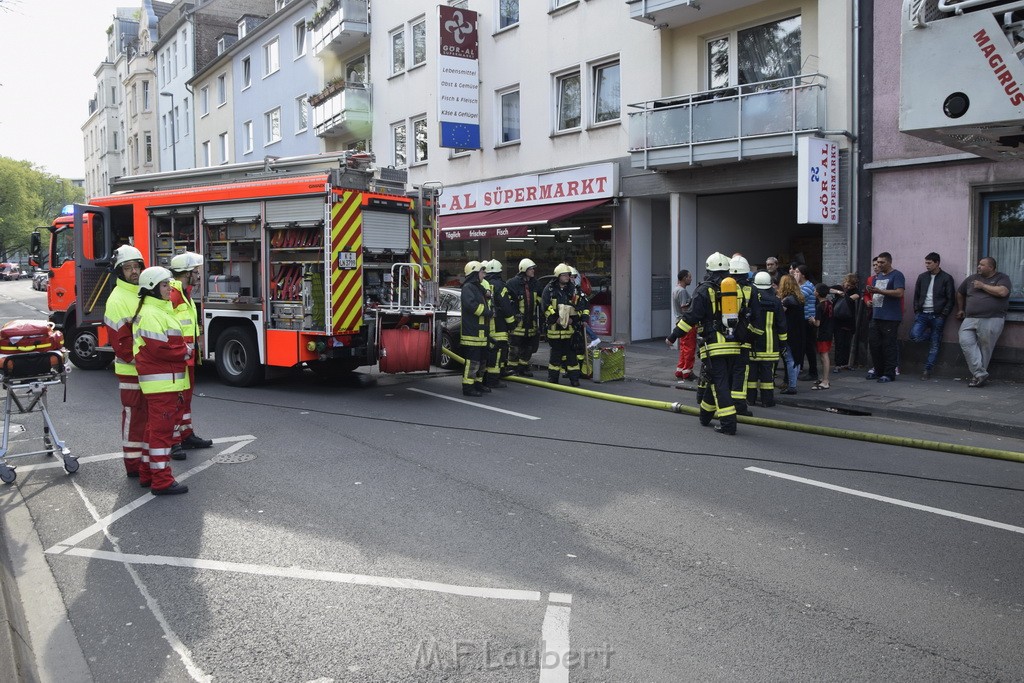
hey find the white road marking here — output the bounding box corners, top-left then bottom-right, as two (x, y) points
(53, 547), (545, 602)
(539, 603), (572, 683)
(746, 466), (1024, 535)
(408, 388), (541, 420)
(10, 436), (256, 473)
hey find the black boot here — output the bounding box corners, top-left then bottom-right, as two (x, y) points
(477, 382), (491, 393)
(182, 433), (213, 449)
(151, 481), (189, 495)
(518, 368), (534, 377)
(463, 384), (483, 397)
(484, 374), (507, 389)
(171, 444), (187, 461)
(548, 371), (560, 384)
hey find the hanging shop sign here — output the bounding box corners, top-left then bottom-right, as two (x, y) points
(797, 137), (839, 225)
(437, 6), (480, 149)
(440, 163), (617, 215)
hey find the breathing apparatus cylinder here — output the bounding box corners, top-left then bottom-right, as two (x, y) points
(720, 276), (739, 332)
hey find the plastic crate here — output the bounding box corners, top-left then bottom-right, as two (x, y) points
(591, 345), (624, 383)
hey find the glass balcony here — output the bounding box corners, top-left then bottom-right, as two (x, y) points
(627, 74), (827, 169)
(627, 0), (763, 29)
(313, 84), (371, 139)
(310, 0), (369, 57)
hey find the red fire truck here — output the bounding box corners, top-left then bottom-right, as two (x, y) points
(44, 152), (442, 386)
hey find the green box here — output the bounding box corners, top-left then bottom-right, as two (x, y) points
(592, 345), (625, 382)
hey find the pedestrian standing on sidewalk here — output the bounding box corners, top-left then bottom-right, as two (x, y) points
(791, 264), (818, 382)
(865, 252), (905, 383)
(829, 273), (860, 372)
(764, 257), (781, 287)
(811, 283), (835, 390)
(955, 256), (1011, 387)
(910, 252), (956, 380)
(777, 275), (805, 394)
(672, 269), (696, 380)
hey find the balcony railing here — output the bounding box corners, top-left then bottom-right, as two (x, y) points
(627, 74), (827, 169)
(626, 0), (763, 29)
(313, 83), (371, 138)
(310, 0), (369, 57)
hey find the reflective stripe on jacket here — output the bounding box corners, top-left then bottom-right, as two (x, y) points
(133, 297), (190, 394)
(669, 277), (742, 358)
(485, 274), (516, 341)
(506, 274), (540, 336)
(747, 288), (788, 361)
(170, 280), (199, 366)
(541, 281), (582, 341)
(103, 277), (140, 377)
(461, 276), (489, 348)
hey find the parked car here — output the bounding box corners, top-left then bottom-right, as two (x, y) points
(436, 287), (462, 370)
(32, 271), (49, 291)
(1, 263), (23, 281)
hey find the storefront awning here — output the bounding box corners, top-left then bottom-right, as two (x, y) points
(439, 198), (608, 241)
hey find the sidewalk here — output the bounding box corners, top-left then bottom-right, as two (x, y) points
(600, 340), (1024, 441)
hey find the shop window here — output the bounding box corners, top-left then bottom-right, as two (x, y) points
(555, 70), (581, 131)
(981, 192), (1024, 307)
(705, 15), (801, 91)
(499, 88), (520, 143)
(593, 60), (620, 124)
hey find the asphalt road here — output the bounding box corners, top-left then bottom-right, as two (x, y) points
(2, 279), (1023, 682)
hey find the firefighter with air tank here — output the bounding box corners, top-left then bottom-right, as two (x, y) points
(505, 258), (541, 377)
(482, 259), (515, 388)
(665, 252), (743, 435)
(460, 260), (491, 397)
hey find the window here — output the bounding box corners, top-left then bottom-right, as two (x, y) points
(173, 106), (181, 142)
(499, 89), (520, 143)
(182, 29), (188, 68)
(413, 117), (428, 163)
(411, 18), (427, 67)
(219, 132), (229, 164)
(217, 74), (226, 104)
(552, 0), (576, 8)
(111, 86), (117, 105)
(981, 192), (1024, 307)
(705, 15), (801, 90)
(183, 97), (190, 135)
(499, 0), (519, 29)
(243, 120), (254, 153)
(142, 81), (151, 111)
(130, 84), (137, 117)
(276, 0), (290, 9)
(294, 20), (306, 57)
(112, 131), (119, 151)
(202, 140), (212, 167)
(145, 132), (153, 163)
(295, 95), (308, 133)
(171, 41), (178, 77)
(391, 28), (405, 75)
(238, 19), (248, 39)
(555, 70), (581, 131)
(200, 86), (209, 116)
(159, 53), (166, 85)
(242, 57), (251, 89)
(265, 107), (282, 144)
(593, 61), (620, 123)
(392, 122), (407, 167)
(131, 135), (139, 167)
(264, 38), (280, 76)
(346, 55), (368, 84)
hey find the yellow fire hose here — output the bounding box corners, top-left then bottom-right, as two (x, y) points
(441, 348), (1024, 464)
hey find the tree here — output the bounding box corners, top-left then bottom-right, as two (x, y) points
(0, 156), (85, 262)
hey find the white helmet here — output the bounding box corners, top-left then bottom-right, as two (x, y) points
(553, 263), (572, 277)
(138, 266), (173, 293)
(170, 251), (203, 273)
(464, 260), (482, 276)
(705, 252), (730, 272)
(519, 258), (536, 273)
(485, 259), (502, 274)
(729, 256), (750, 276)
(753, 271), (773, 289)
(113, 245), (144, 269)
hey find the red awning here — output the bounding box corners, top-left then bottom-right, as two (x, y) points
(439, 198), (608, 241)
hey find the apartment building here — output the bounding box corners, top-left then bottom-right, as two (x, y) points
(872, 0), (1023, 378)
(308, 0), (371, 152)
(122, 1), (168, 177)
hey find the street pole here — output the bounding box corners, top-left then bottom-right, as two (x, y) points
(160, 91), (177, 171)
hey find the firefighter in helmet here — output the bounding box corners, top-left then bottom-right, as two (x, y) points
(103, 245), (147, 478)
(729, 255), (755, 417)
(169, 252), (213, 455)
(746, 270), (787, 408)
(460, 260), (490, 396)
(505, 258), (541, 376)
(541, 263), (585, 386)
(665, 252), (742, 434)
(483, 259), (515, 387)
(132, 266), (191, 494)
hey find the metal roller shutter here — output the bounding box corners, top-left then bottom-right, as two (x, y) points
(202, 202), (261, 224)
(362, 210), (410, 251)
(265, 197), (326, 227)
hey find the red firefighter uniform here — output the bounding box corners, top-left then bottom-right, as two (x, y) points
(104, 276), (145, 475)
(134, 276), (191, 494)
(169, 279), (198, 442)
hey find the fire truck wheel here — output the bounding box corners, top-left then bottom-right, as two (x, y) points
(67, 326), (114, 371)
(215, 327), (263, 387)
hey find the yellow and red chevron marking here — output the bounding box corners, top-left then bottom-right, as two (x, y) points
(331, 191), (364, 334)
(410, 220), (433, 281)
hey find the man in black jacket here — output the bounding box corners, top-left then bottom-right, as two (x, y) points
(910, 252), (956, 380)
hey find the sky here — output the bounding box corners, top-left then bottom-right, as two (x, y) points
(0, 0), (129, 179)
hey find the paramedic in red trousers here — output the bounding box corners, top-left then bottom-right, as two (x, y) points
(103, 245), (147, 478)
(133, 266), (191, 495)
(460, 261), (491, 397)
(665, 252), (741, 435)
(542, 264), (585, 386)
(483, 259), (515, 388)
(505, 258), (541, 377)
(672, 269), (696, 380)
(169, 252), (213, 456)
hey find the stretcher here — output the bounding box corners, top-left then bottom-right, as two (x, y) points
(0, 349), (78, 484)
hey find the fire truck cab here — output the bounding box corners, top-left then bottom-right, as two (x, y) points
(48, 152), (442, 386)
